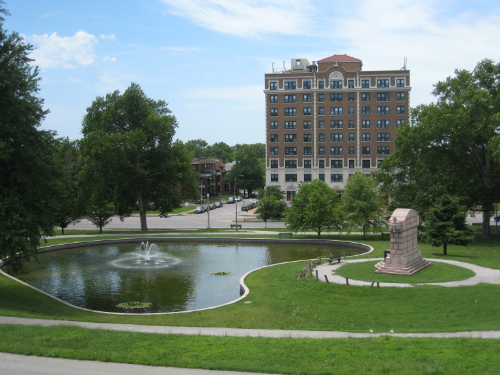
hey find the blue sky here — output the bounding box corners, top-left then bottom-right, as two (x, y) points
(5, 0), (500, 146)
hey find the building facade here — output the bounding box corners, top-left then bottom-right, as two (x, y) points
(264, 54), (410, 200)
(191, 158), (228, 198)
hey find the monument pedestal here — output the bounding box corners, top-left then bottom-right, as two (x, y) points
(375, 208), (430, 276)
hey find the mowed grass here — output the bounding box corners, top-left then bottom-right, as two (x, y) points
(1, 324), (499, 375)
(335, 261), (475, 283)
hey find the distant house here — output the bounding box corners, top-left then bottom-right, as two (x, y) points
(192, 158), (228, 197)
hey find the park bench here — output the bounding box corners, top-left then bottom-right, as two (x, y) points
(278, 232), (292, 238)
(230, 224), (242, 229)
(381, 232), (390, 240)
(328, 254), (341, 264)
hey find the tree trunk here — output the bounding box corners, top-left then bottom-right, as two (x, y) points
(482, 208), (491, 240)
(363, 225), (366, 240)
(443, 242), (447, 256)
(317, 228), (321, 238)
(137, 192), (148, 232)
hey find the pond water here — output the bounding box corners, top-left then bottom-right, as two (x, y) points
(11, 241), (363, 313)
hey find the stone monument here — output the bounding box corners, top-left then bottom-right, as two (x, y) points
(375, 208), (431, 275)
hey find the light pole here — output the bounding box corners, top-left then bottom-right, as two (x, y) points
(234, 175), (243, 231)
(264, 186), (267, 228)
(206, 193), (210, 229)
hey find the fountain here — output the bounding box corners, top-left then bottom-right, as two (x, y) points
(109, 241), (181, 269)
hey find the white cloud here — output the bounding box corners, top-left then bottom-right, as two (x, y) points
(29, 30), (98, 69)
(160, 0), (315, 37)
(99, 34), (117, 41)
(162, 46), (201, 52)
(102, 55), (117, 62)
(182, 85), (262, 101)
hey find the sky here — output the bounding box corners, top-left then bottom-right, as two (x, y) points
(4, 0), (500, 146)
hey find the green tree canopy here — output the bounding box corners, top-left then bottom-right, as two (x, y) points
(285, 180), (343, 238)
(256, 186), (286, 227)
(0, 6), (61, 271)
(342, 172), (387, 240)
(425, 195), (474, 255)
(80, 83), (198, 232)
(228, 143), (265, 197)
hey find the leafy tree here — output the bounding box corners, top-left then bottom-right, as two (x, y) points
(256, 186), (286, 227)
(257, 185), (285, 201)
(285, 180), (343, 238)
(205, 141), (233, 163)
(342, 172), (387, 240)
(228, 143), (265, 197)
(185, 139), (208, 158)
(0, 6), (62, 271)
(425, 195), (474, 255)
(378, 59), (500, 239)
(80, 83), (198, 232)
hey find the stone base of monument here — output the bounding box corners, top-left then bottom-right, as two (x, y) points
(374, 257), (431, 276)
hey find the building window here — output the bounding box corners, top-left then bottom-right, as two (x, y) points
(270, 121), (278, 129)
(377, 93), (389, 101)
(319, 120), (325, 129)
(285, 108), (297, 116)
(397, 106), (405, 114)
(330, 94), (343, 102)
(303, 174), (312, 182)
(377, 106), (390, 115)
(348, 133), (355, 142)
(318, 94), (325, 103)
(348, 79), (354, 88)
(285, 174), (297, 182)
(304, 147), (312, 155)
(270, 108), (278, 116)
(284, 81), (296, 90)
(285, 160), (297, 168)
(349, 120), (355, 128)
(377, 120), (389, 128)
(378, 146), (390, 155)
(319, 174), (325, 181)
(319, 134), (325, 142)
(377, 159), (384, 168)
(303, 80), (311, 89)
(303, 134), (312, 142)
(349, 106), (354, 115)
(397, 78), (405, 87)
(318, 81), (325, 89)
(304, 160), (312, 168)
(331, 147), (343, 155)
(362, 133), (370, 142)
(362, 120), (370, 128)
(318, 107), (325, 115)
(304, 107), (312, 116)
(285, 95), (297, 103)
(377, 79), (389, 87)
(362, 93), (370, 102)
(270, 160), (278, 168)
(303, 121), (311, 129)
(285, 121), (297, 129)
(397, 120), (404, 128)
(397, 92), (405, 101)
(362, 160), (371, 168)
(270, 147), (278, 155)
(330, 80), (342, 89)
(331, 160), (343, 169)
(319, 147), (325, 155)
(349, 146), (355, 155)
(362, 106), (370, 115)
(270, 134), (278, 142)
(331, 174), (343, 182)
(362, 146), (370, 155)
(348, 93), (355, 102)
(348, 159), (354, 168)
(303, 94), (311, 103)
(331, 107), (343, 115)
(319, 160), (325, 168)
(270, 95), (278, 103)
(331, 133), (343, 142)
(271, 174), (278, 182)
(331, 120), (343, 129)
(285, 134), (297, 142)
(377, 133), (390, 142)
(270, 82), (277, 90)
(362, 79), (370, 88)
(285, 147), (297, 155)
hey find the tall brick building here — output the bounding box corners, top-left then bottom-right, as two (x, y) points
(264, 54), (410, 200)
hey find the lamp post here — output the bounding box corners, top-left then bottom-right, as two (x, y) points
(234, 175), (243, 231)
(206, 193), (210, 229)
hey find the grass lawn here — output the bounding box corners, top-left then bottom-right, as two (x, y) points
(1, 233), (500, 374)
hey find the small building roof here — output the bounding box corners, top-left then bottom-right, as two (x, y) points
(318, 54), (361, 63)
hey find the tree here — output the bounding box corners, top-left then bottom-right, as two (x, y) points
(256, 186), (286, 227)
(378, 59), (500, 239)
(342, 172), (387, 240)
(0, 5), (62, 271)
(80, 83), (198, 232)
(285, 180), (343, 238)
(185, 139), (208, 158)
(228, 143), (265, 197)
(205, 142), (233, 163)
(425, 195), (474, 255)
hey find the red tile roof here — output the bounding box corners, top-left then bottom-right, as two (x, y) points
(318, 54), (361, 63)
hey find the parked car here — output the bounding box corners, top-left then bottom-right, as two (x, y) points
(227, 197), (235, 204)
(208, 203), (216, 210)
(201, 204), (208, 212)
(241, 202), (252, 211)
(149, 202), (156, 210)
(195, 199), (203, 204)
(194, 205), (205, 214)
(234, 196), (243, 202)
(494, 215), (500, 222)
(214, 201), (222, 208)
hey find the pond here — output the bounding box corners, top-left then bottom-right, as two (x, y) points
(10, 241), (365, 313)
